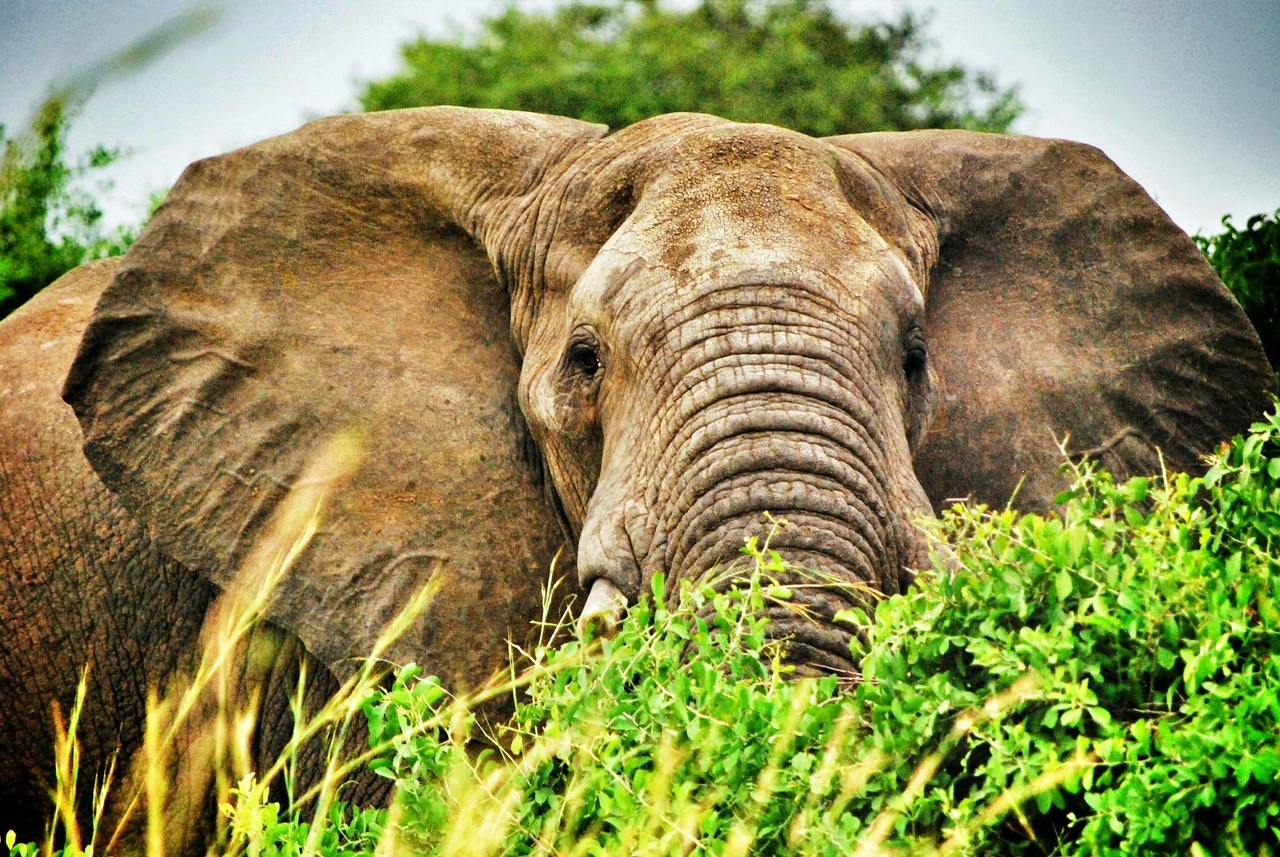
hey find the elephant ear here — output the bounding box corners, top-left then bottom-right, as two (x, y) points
(65, 107), (607, 683)
(828, 130), (1275, 511)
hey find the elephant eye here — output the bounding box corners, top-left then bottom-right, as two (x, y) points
(567, 341), (602, 378)
(903, 326), (927, 382)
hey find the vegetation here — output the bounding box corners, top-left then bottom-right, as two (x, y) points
(324, 410), (1280, 855)
(1198, 210), (1280, 369)
(358, 0), (1022, 136)
(0, 97), (137, 319)
(0, 7), (214, 320)
(9, 405), (1280, 855)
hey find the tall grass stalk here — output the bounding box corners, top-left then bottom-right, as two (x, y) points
(24, 430), (448, 857)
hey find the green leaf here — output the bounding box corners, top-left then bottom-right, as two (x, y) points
(1056, 569), (1073, 600)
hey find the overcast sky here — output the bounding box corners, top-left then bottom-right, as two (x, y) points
(2, 0), (1277, 236)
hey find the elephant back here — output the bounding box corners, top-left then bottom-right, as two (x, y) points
(0, 261), (215, 841)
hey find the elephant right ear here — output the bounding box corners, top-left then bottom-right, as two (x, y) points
(64, 107), (607, 684)
(828, 130), (1275, 511)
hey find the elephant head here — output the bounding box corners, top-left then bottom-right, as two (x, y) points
(64, 108), (1274, 684)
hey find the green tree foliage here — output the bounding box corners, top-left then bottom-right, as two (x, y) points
(0, 97), (138, 320)
(1197, 210), (1280, 369)
(0, 7), (216, 320)
(359, 0), (1022, 136)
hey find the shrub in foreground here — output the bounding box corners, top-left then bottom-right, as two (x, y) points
(278, 411), (1280, 853)
(8, 408), (1280, 855)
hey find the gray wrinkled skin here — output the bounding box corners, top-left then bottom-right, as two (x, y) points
(0, 266), (388, 850)
(1, 107), (1272, 844)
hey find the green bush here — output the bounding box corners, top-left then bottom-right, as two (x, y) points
(177, 404), (1280, 855)
(359, 0), (1021, 136)
(1197, 210), (1280, 369)
(10, 413), (1280, 854)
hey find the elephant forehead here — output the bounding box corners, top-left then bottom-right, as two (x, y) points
(616, 114), (828, 170)
(643, 129), (847, 221)
(545, 119), (838, 238)
(587, 198), (895, 300)
(636, 193), (869, 270)
(524, 118), (926, 320)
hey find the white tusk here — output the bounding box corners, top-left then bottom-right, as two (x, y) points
(577, 577), (628, 639)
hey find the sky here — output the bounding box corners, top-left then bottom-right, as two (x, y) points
(1, 0), (1277, 237)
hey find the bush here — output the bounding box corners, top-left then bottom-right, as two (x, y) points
(358, 0), (1021, 136)
(10, 413), (1280, 854)
(1197, 210), (1280, 369)
(196, 404), (1280, 855)
(10, 411), (1280, 853)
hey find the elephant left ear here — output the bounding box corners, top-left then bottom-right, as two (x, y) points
(64, 107), (607, 685)
(827, 130), (1275, 511)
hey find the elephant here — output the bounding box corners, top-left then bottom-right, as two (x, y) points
(0, 106), (1272, 847)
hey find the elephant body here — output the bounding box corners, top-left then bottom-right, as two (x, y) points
(0, 264), (387, 848)
(0, 261), (213, 839)
(0, 108), (1272, 844)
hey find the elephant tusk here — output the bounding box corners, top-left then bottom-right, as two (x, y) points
(577, 577), (628, 639)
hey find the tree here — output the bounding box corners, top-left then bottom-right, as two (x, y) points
(0, 7), (216, 320)
(1197, 210), (1280, 370)
(0, 97), (137, 319)
(358, 0), (1022, 136)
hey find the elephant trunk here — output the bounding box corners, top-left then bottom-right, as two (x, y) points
(658, 398), (914, 675)
(578, 306), (932, 675)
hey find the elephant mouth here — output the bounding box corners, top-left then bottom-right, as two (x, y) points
(577, 576), (629, 637)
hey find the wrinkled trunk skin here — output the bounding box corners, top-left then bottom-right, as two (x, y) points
(576, 275), (933, 676)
